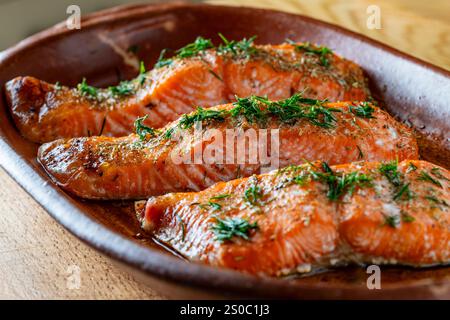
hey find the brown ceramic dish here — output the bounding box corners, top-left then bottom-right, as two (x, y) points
(0, 2), (449, 299)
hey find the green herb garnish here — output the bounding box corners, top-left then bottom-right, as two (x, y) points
(384, 215), (401, 228)
(349, 102), (375, 118)
(310, 162), (372, 201)
(379, 161), (402, 187)
(425, 195), (448, 207)
(77, 78), (98, 98)
(109, 81), (135, 97)
(155, 37), (214, 68)
(406, 162), (418, 173)
(210, 194), (231, 200)
(393, 183), (413, 201)
(230, 93), (340, 128)
(379, 161), (415, 201)
(134, 115), (157, 141)
(138, 61), (147, 85)
(287, 39), (333, 67)
(402, 212), (415, 223)
(179, 107), (227, 130)
(418, 171), (442, 188)
(208, 69), (223, 81)
(199, 194), (231, 211)
(217, 33), (257, 58)
(155, 49), (172, 68)
(384, 211), (415, 228)
(357, 145), (364, 159)
(230, 95), (268, 123)
(243, 183), (263, 206)
(98, 116), (107, 136)
(431, 167), (449, 181)
(211, 216), (258, 242)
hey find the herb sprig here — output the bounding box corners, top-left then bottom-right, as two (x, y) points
(198, 194), (231, 211)
(287, 39), (333, 67)
(211, 216), (258, 242)
(418, 171), (442, 188)
(155, 36), (214, 68)
(179, 107), (228, 130)
(108, 81), (134, 97)
(349, 102), (375, 118)
(310, 162), (372, 201)
(217, 33), (257, 58)
(379, 161), (414, 201)
(77, 78), (98, 98)
(134, 115), (158, 141)
(243, 184), (263, 206)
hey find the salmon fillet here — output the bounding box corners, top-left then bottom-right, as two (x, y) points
(5, 38), (370, 143)
(137, 160), (450, 276)
(38, 95), (418, 200)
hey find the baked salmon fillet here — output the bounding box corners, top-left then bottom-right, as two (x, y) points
(6, 36), (370, 143)
(137, 160), (450, 276)
(38, 95), (418, 200)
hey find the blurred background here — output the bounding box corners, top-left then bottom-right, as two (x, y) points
(0, 0), (448, 69)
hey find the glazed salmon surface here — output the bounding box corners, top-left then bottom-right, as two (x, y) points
(38, 95), (418, 200)
(5, 38), (370, 143)
(137, 160), (450, 276)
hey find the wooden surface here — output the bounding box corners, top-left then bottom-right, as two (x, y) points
(0, 0), (448, 300)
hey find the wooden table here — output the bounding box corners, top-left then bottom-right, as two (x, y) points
(0, 0), (448, 299)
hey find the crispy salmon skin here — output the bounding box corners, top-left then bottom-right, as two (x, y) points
(138, 160), (450, 276)
(38, 95), (418, 200)
(6, 37), (370, 143)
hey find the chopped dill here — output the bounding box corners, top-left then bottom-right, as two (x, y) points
(179, 107), (228, 130)
(155, 49), (172, 69)
(425, 195), (448, 207)
(384, 215), (401, 228)
(211, 215), (258, 242)
(243, 183), (263, 206)
(393, 183), (413, 201)
(402, 211), (415, 223)
(199, 194), (231, 211)
(418, 171), (442, 188)
(210, 194), (231, 200)
(155, 37), (214, 68)
(230, 93), (340, 128)
(431, 167), (449, 181)
(230, 95), (268, 123)
(310, 162), (372, 201)
(108, 81), (135, 97)
(349, 102), (375, 118)
(357, 145), (364, 159)
(406, 162), (418, 173)
(208, 69), (223, 81)
(217, 33), (257, 58)
(98, 116), (107, 136)
(379, 160), (415, 201)
(138, 61), (147, 85)
(134, 115), (158, 141)
(163, 127), (175, 139)
(287, 39), (333, 67)
(379, 161), (402, 187)
(77, 78), (98, 98)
